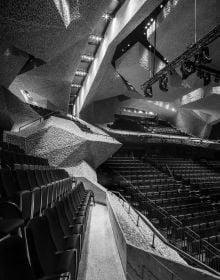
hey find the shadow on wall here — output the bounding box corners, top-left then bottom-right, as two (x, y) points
(0, 86), (40, 132)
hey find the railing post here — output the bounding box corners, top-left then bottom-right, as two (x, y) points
(151, 233), (155, 249)
(136, 215), (140, 227)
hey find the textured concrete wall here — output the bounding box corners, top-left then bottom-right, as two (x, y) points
(5, 116), (121, 169)
(65, 160), (97, 182)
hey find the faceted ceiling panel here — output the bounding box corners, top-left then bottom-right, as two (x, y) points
(0, 0), (112, 111)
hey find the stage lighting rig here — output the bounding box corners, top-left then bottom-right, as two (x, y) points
(141, 23), (220, 92)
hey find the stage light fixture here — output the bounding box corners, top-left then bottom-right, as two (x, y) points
(180, 60), (196, 80)
(144, 86), (153, 97)
(214, 76), (220, 83)
(203, 72), (211, 86)
(201, 46), (212, 64)
(197, 69), (204, 79)
(195, 46), (212, 65)
(159, 74), (168, 91)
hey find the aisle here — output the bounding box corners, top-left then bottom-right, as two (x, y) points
(77, 204), (126, 280)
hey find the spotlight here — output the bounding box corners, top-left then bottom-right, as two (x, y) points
(201, 46), (212, 64)
(203, 72), (211, 86)
(144, 86), (153, 97)
(180, 60), (196, 80)
(197, 69), (204, 79)
(195, 46), (212, 65)
(214, 76), (220, 83)
(159, 74), (168, 91)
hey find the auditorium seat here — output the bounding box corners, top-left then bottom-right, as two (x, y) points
(26, 215), (78, 280)
(0, 235), (71, 280)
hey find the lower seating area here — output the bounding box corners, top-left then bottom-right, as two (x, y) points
(100, 149), (220, 272)
(146, 154), (220, 202)
(0, 143), (94, 280)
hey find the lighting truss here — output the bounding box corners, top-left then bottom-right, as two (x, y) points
(141, 23), (220, 91)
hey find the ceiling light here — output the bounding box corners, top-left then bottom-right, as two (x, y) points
(160, 4), (163, 8)
(151, 18), (154, 22)
(71, 83), (81, 88)
(89, 35), (103, 43)
(102, 13), (112, 21)
(147, 22), (151, 26)
(149, 45), (152, 48)
(75, 70), (87, 76)
(81, 55), (94, 62)
(128, 44), (130, 47)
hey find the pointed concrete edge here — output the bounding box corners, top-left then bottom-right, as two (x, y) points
(106, 193), (220, 280)
(76, 177), (107, 205)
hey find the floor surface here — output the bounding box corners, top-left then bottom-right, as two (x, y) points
(77, 204), (126, 280)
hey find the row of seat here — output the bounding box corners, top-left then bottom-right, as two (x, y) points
(0, 177), (94, 279)
(0, 141), (24, 153)
(0, 168), (72, 225)
(0, 150), (49, 168)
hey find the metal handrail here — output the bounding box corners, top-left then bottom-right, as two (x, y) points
(18, 111), (57, 131)
(105, 129), (217, 146)
(110, 169), (220, 276)
(110, 191), (183, 280)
